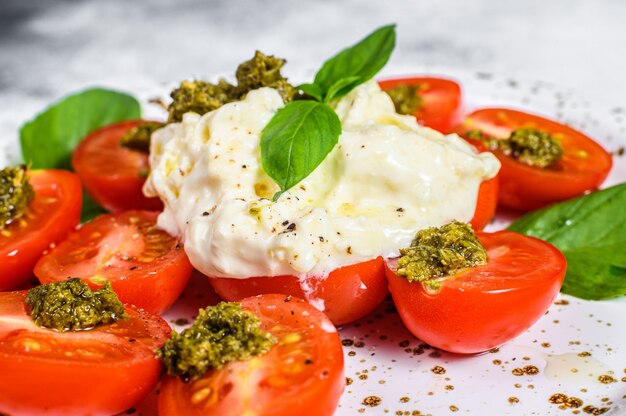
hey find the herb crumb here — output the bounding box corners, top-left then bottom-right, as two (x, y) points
(363, 396), (382, 407)
(431, 366), (446, 375)
(598, 375), (617, 384)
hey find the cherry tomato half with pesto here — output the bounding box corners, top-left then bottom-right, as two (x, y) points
(208, 257), (388, 326)
(159, 294), (344, 416)
(0, 290), (170, 415)
(0, 170), (82, 291)
(72, 120), (163, 212)
(386, 231), (566, 354)
(378, 76), (463, 133)
(455, 108), (613, 211)
(34, 210), (192, 314)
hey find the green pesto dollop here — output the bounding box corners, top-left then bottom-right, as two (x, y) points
(26, 278), (126, 332)
(385, 83), (423, 115)
(168, 51), (296, 123)
(0, 165), (35, 230)
(119, 121), (166, 153)
(234, 50), (297, 103)
(467, 127), (563, 168)
(397, 221), (487, 289)
(168, 79), (239, 123)
(158, 302), (275, 381)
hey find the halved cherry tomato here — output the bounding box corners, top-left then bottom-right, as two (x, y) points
(159, 294), (344, 416)
(208, 257), (387, 326)
(0, 290), (170, 415)
(72, 120), (163, 212)
(378, 76), (463, 133)
(34, 210), (192, 314)
(455, 108), (613, 211)
(471, 176), (499, 231)
(386, 231), (566, 354)
(0, 170), (82, 291)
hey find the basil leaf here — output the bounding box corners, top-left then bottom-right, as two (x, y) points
(324, 76), (362, 103)
(20, 88), (140, 170)
(313, 24), (396, 99)
(298, 83), (324, 102)
(261, 101), (341, 200)
(20, 88), (141, 221)
(508, 183), (626, 300)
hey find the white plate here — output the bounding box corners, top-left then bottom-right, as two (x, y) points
(156, 70), (625, 416)
(3, 69), (624, 416)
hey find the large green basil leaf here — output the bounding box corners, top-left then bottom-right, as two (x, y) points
(508, 183), (626, 300)
(261, 100), (341, 200)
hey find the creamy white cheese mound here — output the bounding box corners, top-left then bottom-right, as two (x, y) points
(145, 81), (500, 279)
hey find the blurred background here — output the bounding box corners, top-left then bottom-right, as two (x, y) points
(1, 0), (625, 157)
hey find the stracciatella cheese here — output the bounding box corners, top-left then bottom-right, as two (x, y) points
(145, 81), (500, 280)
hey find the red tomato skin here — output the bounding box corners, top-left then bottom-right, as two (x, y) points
(0, 170), (82, 291)
(386, 231), (566, 354)
(158, 294), (344, 416)
(378, 76), (463, 133)
(470, 175), (499, 231)
(34, 210), (192, 314)
(72, 120), (163, 213)
(467, 138), (499, 231)
(1, 349), (161, 416)
(0, 291), (170, 416)
(208, 257), (388, 326)
(456, 108), (613, 211)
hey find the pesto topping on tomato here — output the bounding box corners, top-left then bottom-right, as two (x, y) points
(467, 127), (563, 168)
(26, 278), (126, 332)
(397, 221), (487, 288)
(168, 51), (296, 122)
(119, 121), (166, 153)
(0, 165), (34, 230)
(158, 302), (275, 381)
(385, 83), (423, 115)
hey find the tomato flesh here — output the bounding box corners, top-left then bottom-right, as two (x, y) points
(0, 291), (170, 416)
(72, 120), (163, 212)
(208, 257), (387, 326)
(378, 76), (463, 133)
(456, 108), (613, 211)
(0, 170), (82, 291)
(159, 294), (344, 416)
(34, 210), (192, 314)
(386, 231), (566, 354)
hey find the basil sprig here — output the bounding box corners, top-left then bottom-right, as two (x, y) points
(312, 24), (396, 103)
(508, 183), (626, 300)
(261, 24), (396, 200)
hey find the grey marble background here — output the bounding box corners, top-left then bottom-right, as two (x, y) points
(1, 0), (625, 161)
